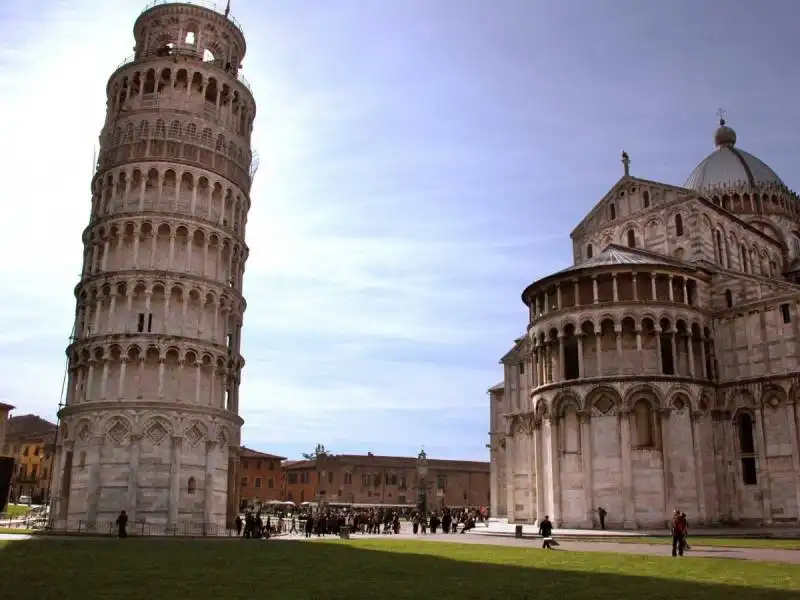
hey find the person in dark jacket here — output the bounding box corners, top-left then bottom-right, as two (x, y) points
(116, 510), (128, 538)
(538, 515), (554, 549)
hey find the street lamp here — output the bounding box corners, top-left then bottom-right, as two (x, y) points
(416, 447), (428, 513)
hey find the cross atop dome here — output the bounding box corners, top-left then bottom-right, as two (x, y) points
(714, 109), (736, 147)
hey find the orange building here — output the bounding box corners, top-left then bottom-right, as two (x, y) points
(283, 452), (490, 510)
(283, 459), (317, 504)
(237, 447), (286, 510)
(2, 415), (57, 505)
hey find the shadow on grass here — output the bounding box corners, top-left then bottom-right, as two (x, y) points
(0, 537), (798, 600)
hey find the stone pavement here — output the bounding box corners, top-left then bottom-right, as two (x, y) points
(280, 530), (800, 565)
(479, 520), (800, 539)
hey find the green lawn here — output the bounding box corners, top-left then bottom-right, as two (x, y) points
(0, 537), (798, 600)
(605, 536), (800, 550)
(2, 504), (31, 518)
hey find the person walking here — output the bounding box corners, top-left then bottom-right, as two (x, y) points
(539, 515), (554, 549)
(115, 510), (128, 538)
(671, 510), (687, 557)
(597, 506), (607, 530)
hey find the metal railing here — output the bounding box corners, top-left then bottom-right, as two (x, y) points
(112, 51), (252, 96)
(139, 0), (244, 35)
(45, 519), (236, 537)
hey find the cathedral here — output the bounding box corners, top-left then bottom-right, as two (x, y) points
(488, 118), (800, 528)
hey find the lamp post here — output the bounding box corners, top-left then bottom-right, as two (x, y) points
(416, 447), (428, 513)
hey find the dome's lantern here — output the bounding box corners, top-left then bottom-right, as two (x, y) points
(714, 118), (737, 148)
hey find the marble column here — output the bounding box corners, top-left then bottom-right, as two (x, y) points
(204, 440), (217, 527)
(579, 411), (594, 527)
(86, 435), (105, 527)
(660, 408), (673, 519)
(168, 435), (182, 529)
(690, 412), (706, 522)
(533, 423), (545, 524)
(577, 333), (585, 377)
(226, 444), (240, 527)
(619, 410), (635, 528)
(55, 441), (74, 522)
(128, 434), (142, 525)
(505, 431), (515, 520)
(547, 416), (561, 524)
(526, 425), (536, 523)
(787, 402), (800, 524)
(753, 407), (773, 524)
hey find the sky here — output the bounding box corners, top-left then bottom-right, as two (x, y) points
(1, 0), (799, 461)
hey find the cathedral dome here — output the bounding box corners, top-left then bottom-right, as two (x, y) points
(684, 119), (784, 192)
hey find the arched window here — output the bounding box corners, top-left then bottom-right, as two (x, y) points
(586, 244), (593, 259)
(627, 229), (636, 248)
(643, 191), (650, 208)
(632, 400), (655, 447)
(188, 477), (197, 495)
(741, 244), (749, 273)
(609, 203), (616, 221)
(725, 289), (733, 308)
(737, 413), (757, 485)
(715, 231), (725, 266)
(675, 214), (684, 237)
(562, 405), (581, 453)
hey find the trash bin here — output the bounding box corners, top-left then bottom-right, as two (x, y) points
(339, 526), (350, 539)
(514, 525), (523, 538)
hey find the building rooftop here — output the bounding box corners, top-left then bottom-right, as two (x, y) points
(7, 415), (57, 438)
(240, 446), (286, 460)
(559, 244), (679, 273)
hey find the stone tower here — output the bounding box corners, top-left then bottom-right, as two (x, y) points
(51, 1), (256, 530)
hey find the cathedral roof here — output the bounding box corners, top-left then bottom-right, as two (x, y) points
(684, 119), (784, 192)
(558, 244), (678, 273)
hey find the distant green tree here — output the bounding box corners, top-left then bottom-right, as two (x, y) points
(302, 444), (330, 460)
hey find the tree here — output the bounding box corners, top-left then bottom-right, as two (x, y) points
(302, 444), (330, 460)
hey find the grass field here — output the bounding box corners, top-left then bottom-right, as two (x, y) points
(605, 536), (800, 550)
(0, 537), (798, 600)
(2, 504), (31, 518)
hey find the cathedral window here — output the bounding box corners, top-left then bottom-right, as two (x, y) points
(675, 214), (683, 237)
(632, 400), (656, 447)
(586, 244), (593, 259)
(725, 289), (733, 308)
(626, 229), (636, 248)
(659, 321), (675, 375)
(741, 244), (749, 273)
(781, 303), (791, 324)
(643, 191), (650, 208)
(609, 203), (616, 221)
(188, 477), (197, 495)
(736, 413), (758, 486)
(715, 231), (726, 267)
(561, 405), (581, 453)
(562, 327), (579, 380)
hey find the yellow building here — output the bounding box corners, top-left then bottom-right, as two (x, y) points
(3, 415), (57, 504)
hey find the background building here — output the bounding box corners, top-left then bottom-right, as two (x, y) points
(3, 415), (57, 505)
(51, 1), (256, 529)
(238, 447), (286, 509)
(283, 452), (490, 510)
(0, 404), (14, 511)
(490, 119), (800, 528)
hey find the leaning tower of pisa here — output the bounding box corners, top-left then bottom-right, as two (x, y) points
(50, 1), (257, 530)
